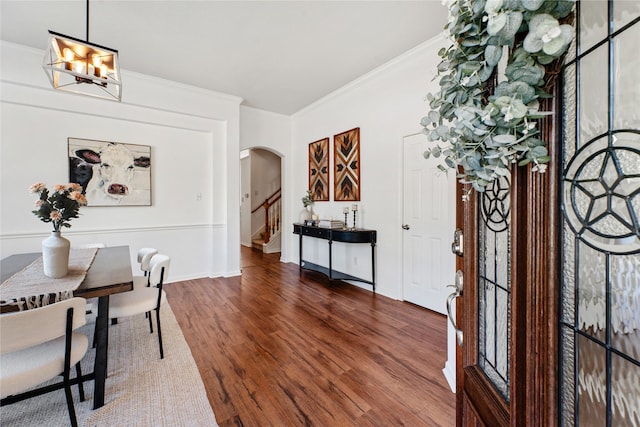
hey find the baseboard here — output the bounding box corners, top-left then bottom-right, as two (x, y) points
(442, 360), (456, 393)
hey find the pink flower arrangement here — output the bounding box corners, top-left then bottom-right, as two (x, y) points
(30, 182), (87, 231)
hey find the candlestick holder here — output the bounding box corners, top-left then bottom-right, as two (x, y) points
(352, 210), (357, 230)
(343, 212), (349, 229)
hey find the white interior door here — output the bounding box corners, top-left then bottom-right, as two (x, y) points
(402, 133), (456, 314)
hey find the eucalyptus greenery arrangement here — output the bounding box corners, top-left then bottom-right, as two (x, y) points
(422, 0), (575, 195)
(301, 190), (314, 208)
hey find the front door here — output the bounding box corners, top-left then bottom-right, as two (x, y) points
(455, 147), (560, 425)
(402, 133), (456, 314)
(455, 2), (639, 425)
(453, 27), (562, 427)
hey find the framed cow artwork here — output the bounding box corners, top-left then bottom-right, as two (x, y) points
(68, 137), (152, 206)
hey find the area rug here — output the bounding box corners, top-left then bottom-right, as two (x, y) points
(0, 303), (218, 426)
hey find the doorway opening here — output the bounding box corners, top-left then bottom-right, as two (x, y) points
(240, 148), (283, 257)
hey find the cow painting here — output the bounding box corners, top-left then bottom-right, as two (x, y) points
(68, 138), (151, 206)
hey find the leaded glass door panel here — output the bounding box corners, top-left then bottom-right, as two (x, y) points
(559, 1), (640, 426)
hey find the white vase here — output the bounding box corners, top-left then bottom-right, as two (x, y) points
(299, 206), (312, 223)
(42, 231), (70, 278)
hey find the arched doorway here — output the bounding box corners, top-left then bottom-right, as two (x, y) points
(240, 148), (283, 256)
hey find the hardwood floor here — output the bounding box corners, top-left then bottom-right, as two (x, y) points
(164, 247), (455, 426)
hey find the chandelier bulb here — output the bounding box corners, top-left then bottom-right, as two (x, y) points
(92, 53), (101, 67)
(74, 61), (86, 74)
(63, 48), (75, 70)
(63, 48), (75, 62)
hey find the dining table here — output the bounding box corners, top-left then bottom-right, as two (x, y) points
(0, 245), (134, 409)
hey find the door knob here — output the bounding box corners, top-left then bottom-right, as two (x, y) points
(451, 228), (463, 256)
(446, 269), (464, 346)
(402, 224), (410, 230)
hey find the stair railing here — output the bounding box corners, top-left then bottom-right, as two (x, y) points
(251, 188), (281, 244)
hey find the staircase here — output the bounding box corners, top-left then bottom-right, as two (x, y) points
(252, 233), (266, 251)
(251, 230), (281, 254)
(250, 188), (282, 254)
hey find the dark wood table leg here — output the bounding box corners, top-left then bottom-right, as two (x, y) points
(93, 295), (109, 409)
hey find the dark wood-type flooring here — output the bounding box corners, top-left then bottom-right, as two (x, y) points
(164, 246), (455, 426)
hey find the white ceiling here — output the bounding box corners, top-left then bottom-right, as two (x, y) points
(1, 1), (448, 115)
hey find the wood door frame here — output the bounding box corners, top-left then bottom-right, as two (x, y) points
(455, 82), (562, 426)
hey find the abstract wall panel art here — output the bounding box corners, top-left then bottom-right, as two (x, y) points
(308, 137), (330, 201)
(333, 127), (360, 201)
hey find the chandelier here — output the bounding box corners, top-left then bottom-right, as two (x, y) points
(42, 0), (121, 101)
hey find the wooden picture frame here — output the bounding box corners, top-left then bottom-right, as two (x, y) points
(308, 137), (330, 201)
(68, 137), (152, 206)
(333, 127), (360, 201)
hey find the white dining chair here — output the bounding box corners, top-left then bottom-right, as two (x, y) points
(109, 254), (170, 359)
(0, 298), (89, 427)
(110, 247), (158, 328)
(135, 247), (158, 288)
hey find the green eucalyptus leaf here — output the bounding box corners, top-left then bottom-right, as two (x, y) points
(485, 0), (504, 14)
(536, 54), (556, 65)
(485, 45), (503, 66)
(494, 134), (517, 144)
(460, 61), (483, 73)
(438, 61), (451, 72)
(467, 156), (482, 170)
(555, 1), (575, 18)
(521, 0), (545, 10)
(476, 169), (493, 181)
(436, 125), (450, 138)
(492, 11), (523, 41)
(487, 12), (508, 35)
(479, 64), (495, 82)
(523, 32), (544, 53)
(461, 38), (482, 47)
(472, 180), (488, 192)
(531, 145), (548, 157)
(445, 157), (456, 168)
(473, 0), (488, 14)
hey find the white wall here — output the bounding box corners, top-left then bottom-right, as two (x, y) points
(0, 41), (243, 281)
(240, 153), (252, 246)
(287, 36), (446, 300)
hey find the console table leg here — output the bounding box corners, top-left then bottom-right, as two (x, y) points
(328, 240), (333, 279)
(371, 242), (376, 293)
(298, 233), (303, 272)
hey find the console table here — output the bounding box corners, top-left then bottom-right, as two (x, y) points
(293, 223), (377, 292)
